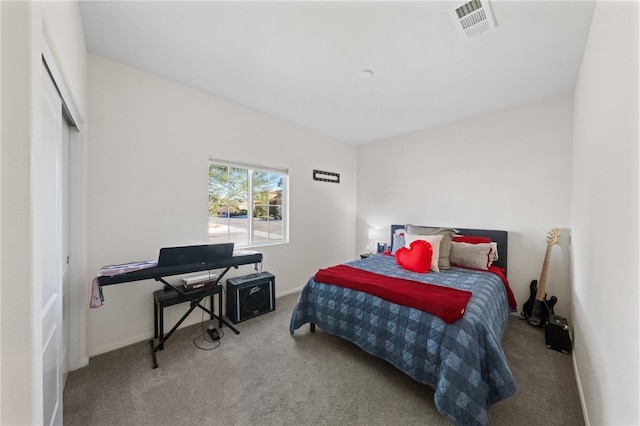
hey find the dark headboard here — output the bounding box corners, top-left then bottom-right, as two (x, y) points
(390, 225), (508, 277)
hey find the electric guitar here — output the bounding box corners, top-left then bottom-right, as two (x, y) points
(522, 228), (559, 327)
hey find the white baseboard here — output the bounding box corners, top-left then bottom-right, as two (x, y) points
(88, 287), (304, 358)
(572, 351), (590, 426)
(276, 286), (304, 298)
(72, 357), (89, 370)
(89, 332), (154, 358)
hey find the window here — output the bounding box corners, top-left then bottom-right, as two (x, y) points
(208, 159), (288, 247)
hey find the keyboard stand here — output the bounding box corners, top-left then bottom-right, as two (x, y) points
(149, 266), (238, 368)
(97, 249), (263, 368)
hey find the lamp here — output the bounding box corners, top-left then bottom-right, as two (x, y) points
(367, 227), (387, 253)
(367, 228), (376, 253)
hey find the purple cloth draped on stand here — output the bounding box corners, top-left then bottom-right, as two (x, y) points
(90, 260), (158, 308)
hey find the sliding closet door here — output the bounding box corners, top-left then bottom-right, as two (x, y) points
(40, 64), (65, 426)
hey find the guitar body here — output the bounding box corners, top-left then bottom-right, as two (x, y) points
(522, 279), (538, 322)
(522, 280), (557, 327)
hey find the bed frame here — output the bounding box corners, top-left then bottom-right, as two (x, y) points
(390, 224), (508, 276)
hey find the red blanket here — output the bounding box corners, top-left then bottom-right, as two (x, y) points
(487, 266), (518, 310)
(314, 265), (472, 324)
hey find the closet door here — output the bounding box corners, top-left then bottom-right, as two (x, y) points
(40, 64), (64, 426)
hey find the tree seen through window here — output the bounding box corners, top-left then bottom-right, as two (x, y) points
(208, 161), (287, 247)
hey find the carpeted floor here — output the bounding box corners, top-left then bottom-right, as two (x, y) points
(64, 292), (584, 425)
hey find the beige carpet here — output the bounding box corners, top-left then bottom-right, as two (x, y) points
(64, 292), (584, 425)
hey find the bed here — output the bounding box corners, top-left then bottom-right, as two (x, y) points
(289, 225), (517, 425)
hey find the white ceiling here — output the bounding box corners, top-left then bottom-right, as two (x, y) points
(79, 1), (596, 145)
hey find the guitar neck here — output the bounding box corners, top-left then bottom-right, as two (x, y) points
(535, 244), (554, 300)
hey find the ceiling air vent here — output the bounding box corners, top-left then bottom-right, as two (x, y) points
(450, 0), (496, 40)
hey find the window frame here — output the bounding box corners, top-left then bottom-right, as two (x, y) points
(208, 158), (289, 248)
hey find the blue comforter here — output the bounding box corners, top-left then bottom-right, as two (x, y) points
(289, 254), (516, 425)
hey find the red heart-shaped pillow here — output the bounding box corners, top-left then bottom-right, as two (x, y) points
(396, 239), (433, 273)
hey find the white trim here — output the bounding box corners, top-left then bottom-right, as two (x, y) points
(276, 286), (304, 298)
(89, 332), (155, 358)
(41, 41), (80, 129)
(209, 157), (288, 175)
(572, 352), (590, 426)
(208, 159), (289, 247)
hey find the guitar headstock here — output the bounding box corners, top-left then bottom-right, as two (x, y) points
(547, 227), (560, 246)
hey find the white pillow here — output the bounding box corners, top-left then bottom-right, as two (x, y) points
(391, 228), (406, 254)
(404, 233), (443, 272)
(490, 242), (499, 262)
(450, 242), (493, 270)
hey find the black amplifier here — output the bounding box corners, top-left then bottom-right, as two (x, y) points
(545, 314), (572, 354)
(226, 272), (275, 323)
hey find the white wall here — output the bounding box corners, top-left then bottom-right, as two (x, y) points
(0, 2), (3, 419)
(0, 1), (4, 422)
(356, 94), (574, 317)
(0, 1), (87, 424)
(86, 54), (357, 356)
(1, 3), (38, 422)
(571, 1), (639, 424)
